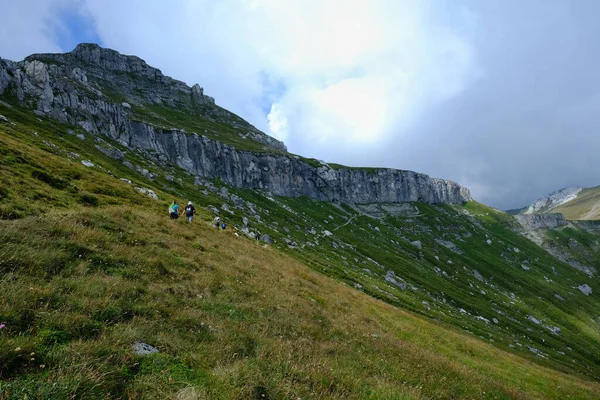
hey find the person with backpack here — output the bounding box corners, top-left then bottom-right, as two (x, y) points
(184, 201), (196, 223)
(169, 200), (179, 220)
(212, 216), (220, 228)
(221, 222), (226, 230)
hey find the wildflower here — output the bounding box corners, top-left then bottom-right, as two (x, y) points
(0, 324), (5, 330)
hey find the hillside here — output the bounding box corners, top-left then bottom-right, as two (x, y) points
(516, 186), (600, 221)
(1, 45), (600, 398)
(552, 186), (600, 220)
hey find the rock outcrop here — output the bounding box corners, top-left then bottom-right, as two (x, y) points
(0, 43), (471, 205)
(515, 214), (568, 230)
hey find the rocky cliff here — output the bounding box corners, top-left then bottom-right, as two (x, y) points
(0, 43), (471, 205)
(515, 213), (568, 230)
(523, 187), (583, 214)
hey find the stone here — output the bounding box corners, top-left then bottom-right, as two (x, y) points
(0, 114), (8, 123)
(528, 315), (541, 325)
(284, 238), (298, 248)
(242, 216), (249, 226)
(165, 175), (174, 182)
(515, 213), (568, 230)
(547, 326), (561, 335)
(385, 270), (407, 290)
(136, 166), (154, 180)
(486, 239), (492, 245)
(132, 342), (159, 356)
(221, 203), (234, 214)
(260, 234), (272, 244)
(521, 264), (530, 271)
(411, 240), (422, 250)
(323, 230), (333, 237)
(96, 145), (124, 161)
(208, 206), (219, 215)
(578, 284), (592, 296)
(76, 134), (85, 141)
(120, 178), (132, 184)
(473, 270), (484, 282)
(121, 102), (131, 109)
(135, 187), (158, 200)
(81, 160), (94, 167)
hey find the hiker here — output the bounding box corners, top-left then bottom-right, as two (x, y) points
(184, 201), (196, 223)
(169, 200), (179, 220)
(212, 216), (220, 228)
(221, 222), (226, 230)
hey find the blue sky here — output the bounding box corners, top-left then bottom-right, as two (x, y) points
(2, 0), (600, 210)
(55, 7), (102, 51)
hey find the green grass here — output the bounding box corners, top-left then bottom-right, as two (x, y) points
(2, 103), (600, 398)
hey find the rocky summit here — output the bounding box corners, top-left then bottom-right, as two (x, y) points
(0, 43), (470, 205)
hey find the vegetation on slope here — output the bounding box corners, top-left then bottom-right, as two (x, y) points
(1, 103), (600, 398)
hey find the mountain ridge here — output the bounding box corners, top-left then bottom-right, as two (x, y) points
(0, 43), (471, 205)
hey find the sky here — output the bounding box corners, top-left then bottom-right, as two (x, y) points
(1, 0), (599, 210)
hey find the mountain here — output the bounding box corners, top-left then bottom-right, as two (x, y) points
(516, 186), (600, 220)
(1, 44), (600, 399)
(0, 43), (470, 206)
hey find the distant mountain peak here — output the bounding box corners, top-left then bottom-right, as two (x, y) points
(523, 187), (583, 215)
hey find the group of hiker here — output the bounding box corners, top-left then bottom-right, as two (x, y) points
(169, 200), (226, 229)
(169, 200), (196, 223)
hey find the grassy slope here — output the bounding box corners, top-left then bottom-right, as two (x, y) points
(553, 186), (600, 220)
(1, 104), (600, 398)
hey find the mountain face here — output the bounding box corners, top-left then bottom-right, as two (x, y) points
(522, 187), (583, 215)
(0, 43), (470, 205)
(517, 186), (600, 220)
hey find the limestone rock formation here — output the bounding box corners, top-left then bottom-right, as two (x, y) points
(0, 43), (472, 206)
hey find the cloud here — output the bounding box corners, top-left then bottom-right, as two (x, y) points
(78, 0), (479, 152)
(0, 0), (71, 59)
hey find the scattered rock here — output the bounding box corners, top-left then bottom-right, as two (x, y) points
(135, 166), (154, 180)
(96, 145), (125, 161)
(411, 240), (422, 250)
(0, 114), (8, 123)
(486, 239), (492, 245)
(492, 318), (499, 324)
(242, 216), (249, 226)
(554, 293), (565, 301)
(521, 264), (530, 271)
(385, 270), (407, 290)
(260, 234), (272, 244)
(221, 203), (234, 214)
(132, 342), (159, 356)
(547, 326), (561, 335)
(208, 206), (219, 215)
(81, 160), (94, 167)
(578, 284), (592, 296)
(165, 175), (174, 182)
(121, 102), (131, 109)
(284, 238), (298, 248)
(76, 134), (85, 141)
(473, 270), (484, 282)
(135, 187), (158, 200)
(323, 230), (333, 237)
(120, 178), (132, 184)
(528, 315), (541, 325)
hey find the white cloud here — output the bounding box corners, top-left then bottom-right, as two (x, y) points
(0, 0), (77, 60)
(77, 0), (479, 158)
